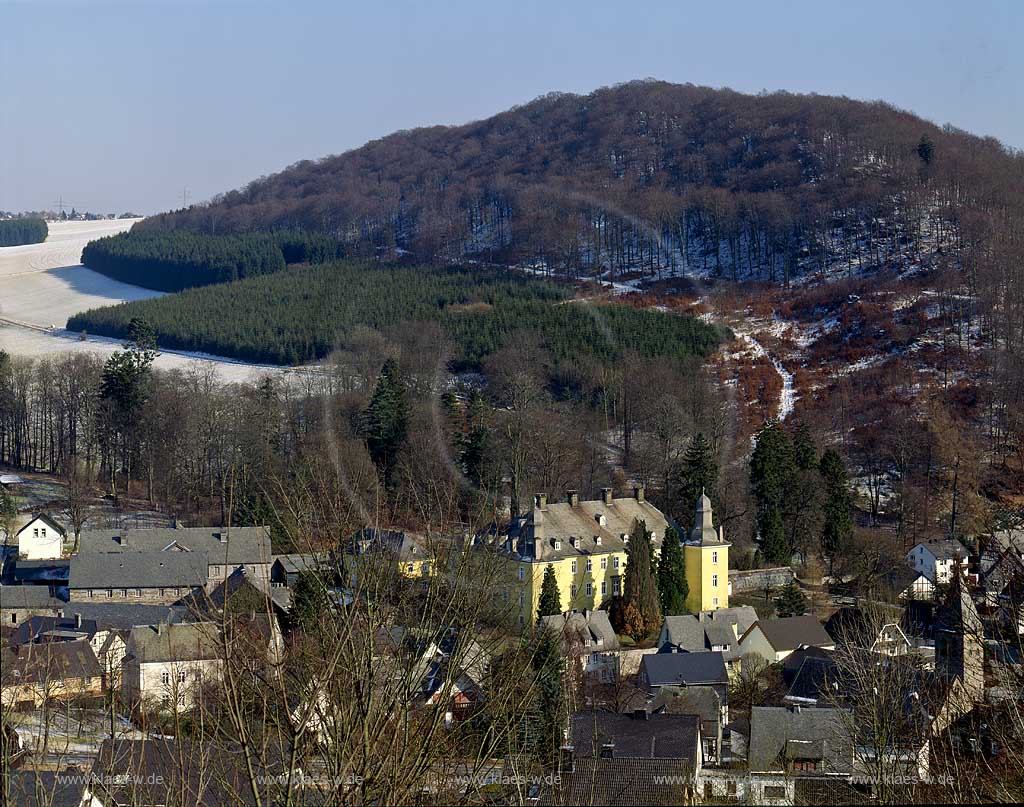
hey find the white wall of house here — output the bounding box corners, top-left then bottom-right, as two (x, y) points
(738, 626), (787, 666)
(16, 516), (65, 560)
(906, 544), (968, 584)
(123, 657), (222, 712)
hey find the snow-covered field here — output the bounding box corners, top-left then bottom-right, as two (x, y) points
(0, 219), (283, 381)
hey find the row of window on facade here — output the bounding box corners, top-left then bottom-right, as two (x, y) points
(87, 587), (186, 598)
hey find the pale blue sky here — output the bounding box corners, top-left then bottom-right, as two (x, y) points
(2, 0), (1020, 214)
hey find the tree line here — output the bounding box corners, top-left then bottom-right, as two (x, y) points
(0, 217), (47, 246)
(68, 261), (728, 367)
(80, 229), (347, 293)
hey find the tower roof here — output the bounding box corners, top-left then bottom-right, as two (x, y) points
(689, 491), (727, 546)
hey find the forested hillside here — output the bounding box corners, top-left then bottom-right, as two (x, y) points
(139, 80), (1021, 286)
(68, 262), (726, 366)
(0, 217), (47, 247)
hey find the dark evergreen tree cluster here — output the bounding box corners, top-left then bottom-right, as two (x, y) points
(622, 519), (661, 640)
(750, 422), (853, 567)
(358, 358), (408, 486)
(81, 230), (287, 291)
(68, 261), (727, 367)
(271, 229), (347, 265)
(656, 526), (688, 615)
(0, 217), (47, 246)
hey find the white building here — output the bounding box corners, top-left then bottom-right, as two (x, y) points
(16, 514), (66, 560)
(906, 540), (969, 584)
(121, 623), (222, 713)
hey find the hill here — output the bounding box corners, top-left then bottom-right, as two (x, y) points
(138, 80), (1021, 291)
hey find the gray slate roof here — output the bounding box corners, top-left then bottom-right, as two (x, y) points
(1, 640), (102, 685)
(504, 492), (670, 562)
(352, 528), (429, 562)
(540, 608), (620, 651)
(571, 711), (700, 759)
(640, 651), (728, 687)
(748, 706), (853, 774)
(78, 525), (271, 566)
(746, 615), (835, 652)
(539, 757), (698, 806)
(69, 551), (208, 590)
(125, 622), (220, 663)
(0, 584), (64, 611)
(61, 602), (192, 630)
(5, 771), (85, 807)
(271, 553), (329, 575)
(660, 606), (757, 662)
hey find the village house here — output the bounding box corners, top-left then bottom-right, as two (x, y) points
(15, 613), (97, 645)
(121, 622), (222, 713)
(495, 487), (670, 627)
(824, 607), (913, 656)
(540, 608), (620, 682)
(15, 513), (67, 560)
(570, 709), (702, 769)
(638, 651), (729, 728)
(738, 705), (857, 806)
(0, 640), (104, 708)
(539, 711), (701, 804)
(348, 527), (435, 582)
(77, 523), (273, 584)
(270, 552), (332, 588)
(0, 583), (64, 626)
(68, 551), (209, 604)
(738, 615), (835, 666)
(657, 605), (758, 672)
(906, 539), (970, 585)
(646, 685), (725, 763)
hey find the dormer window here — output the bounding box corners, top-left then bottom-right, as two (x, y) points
(595, 514), (607, 526)
(572, 537), (580, 549)
(595, 536), (602, 546)
(554, 540), (561, 550)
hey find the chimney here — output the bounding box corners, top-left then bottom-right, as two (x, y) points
(601, 487), (613, 506)
(116, 533), (127, 547)
(567, 490), (579, 507)
(535, 493), (548, 510)
(74, 613), (82, 629)
(156, 622), (165, 636)
(173, 519), (184, 529)
(633, 485), (645, 503)
(218, 531), (229, 544)
(533, 537), (543, 560)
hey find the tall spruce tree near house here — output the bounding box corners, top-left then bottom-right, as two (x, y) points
(675, 432), (718, 530)
(761, 506), (789, 566)
(787, 424), (823, 561)
(537, 564), (562, 620)
(98, 318), (158, 497)
(657, 526), (689, 615)
(359, 358), (408, 485)
(528, 625), (565, 766)
(774, 581), (808, 617)
(820, 448), (853, 569)
(623, 519), (661, 638)
(750, 423), (796, 565)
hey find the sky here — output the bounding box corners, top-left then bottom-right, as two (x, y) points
(1, 0), (1021, 215)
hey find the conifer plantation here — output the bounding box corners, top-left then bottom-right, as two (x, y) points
(0, 217), (47, 246)
(68, 260), (727, 367)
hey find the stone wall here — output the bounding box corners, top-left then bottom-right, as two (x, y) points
(728, 566), (795, 593)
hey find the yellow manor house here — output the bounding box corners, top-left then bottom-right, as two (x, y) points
(498, 488), (728, 626)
